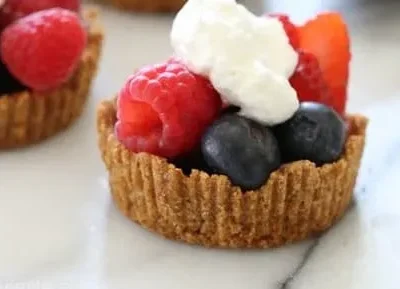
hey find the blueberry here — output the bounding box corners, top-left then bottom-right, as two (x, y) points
(274, 102), (347, 166)
(0, 59), (26, 95)
(201, 114), (281, 190)
(222, 105), (240, 114)
(172, 147), (215, 176)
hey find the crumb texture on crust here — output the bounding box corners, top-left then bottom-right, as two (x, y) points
(108, 0), (186, 12)
(97, 99), (368, 248)
(0, 8), (104, 149)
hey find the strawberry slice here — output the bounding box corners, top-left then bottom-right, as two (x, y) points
(299, 12), (351, 115)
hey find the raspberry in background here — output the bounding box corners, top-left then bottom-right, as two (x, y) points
(268, 13), (300, 50)
(115, 60), (222, 159)
(1, 8), (87, 91)
(0, 0), (80, 28)
(290, 51), (332, 105)
(299, 12), (350, 114)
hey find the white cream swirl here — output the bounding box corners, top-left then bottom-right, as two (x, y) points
(171, 0), (299, 125)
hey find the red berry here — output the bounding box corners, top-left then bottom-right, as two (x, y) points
(0, 0), (80, 28)
(1, 8), (87, 91)
(269, 13), (300, 50)
(115, 60), (222, 158)
(289, 51), (332, 105)
(299, 12), (350, 114)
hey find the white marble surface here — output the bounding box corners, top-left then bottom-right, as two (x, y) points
(1, 1), (400, 288)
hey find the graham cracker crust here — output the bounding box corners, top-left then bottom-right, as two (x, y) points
(108, 0), (186, 12)
(0, 8), (104, 149)
(97, 99), (368, 248)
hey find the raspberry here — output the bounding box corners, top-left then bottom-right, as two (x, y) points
(0, 0), (80, 28)
(115, 60), (222, 158)
(269, 13), (300, 50)
(289, 51), (332, 105)
(299, 12), (350, 114)
(1, 8), (87, 91)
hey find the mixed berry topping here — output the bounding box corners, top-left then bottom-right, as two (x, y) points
(0, 0), (85, 95)
(115, 2), (352, 191)
(270, 11), (350, 115)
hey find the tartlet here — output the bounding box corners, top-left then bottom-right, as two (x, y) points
(97, 99), (367, 248)
(0, 8), (103, 149)
(107, 0), (186, 12)
(97, 0), (367, 249)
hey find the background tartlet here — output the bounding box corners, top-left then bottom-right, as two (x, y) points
(107, 0), (186, 12)
(0, 9), (103, 149)
(97, 99), (367, 249)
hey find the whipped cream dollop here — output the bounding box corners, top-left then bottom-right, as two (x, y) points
(170, 0), (299, 125)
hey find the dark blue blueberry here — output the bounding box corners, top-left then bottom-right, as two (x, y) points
(274, 102), (347, 166)
(201, 114), (281, 191)
(222, 105), (240, 114)
(0, 59), (26, 96)
(172, 147), (215, 176)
